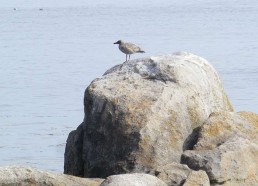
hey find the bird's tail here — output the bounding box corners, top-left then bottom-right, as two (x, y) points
(138, 50), (145, 53)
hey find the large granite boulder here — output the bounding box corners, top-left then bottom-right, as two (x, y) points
(182, 111), (258, 185)
(0, 166), (103, 186)
(99, 173), (167, 186)
(64, 52), (233, 178)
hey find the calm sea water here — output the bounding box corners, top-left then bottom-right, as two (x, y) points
(0, 0), (258, 172)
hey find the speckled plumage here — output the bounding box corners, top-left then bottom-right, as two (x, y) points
(114, 40), (145, 61)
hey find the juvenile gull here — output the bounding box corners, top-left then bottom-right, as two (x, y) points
(114, 40), (145, 61)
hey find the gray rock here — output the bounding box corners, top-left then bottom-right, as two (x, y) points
(153, 163), (191, 186)
(99, 173), (168, 186)
(153, 163), (210, 186)
(64, 52), (233, 178)
(182, 137), (258, 185)
(181, 111), (258, 185)
(0, 166), (103, 186)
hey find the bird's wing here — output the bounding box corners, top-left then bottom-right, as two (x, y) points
(125, 42), (141, 52)
(120, 44), (133, 54)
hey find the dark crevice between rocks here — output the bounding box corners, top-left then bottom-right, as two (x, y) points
(181, 153), (216, 186)
(210, 179), (231, 185)
(181, 153), (212, 173)
(182, 126), (201, 151)
(179, 179), (186, 186)
(154, 170), (160, 176)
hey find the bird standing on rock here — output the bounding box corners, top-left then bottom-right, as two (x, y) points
(114, 40), (145, 61)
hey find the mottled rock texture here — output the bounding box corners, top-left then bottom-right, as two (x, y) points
(64, 52), (233, 178)
(194, 112), (258, 150)
(153, 162), (210, 186)
(153, 163), (190, 186)
(99, 173), (167, 186)
(0, 166), (103, 186)
(238, 111), (258, 128)
(183, 170), (210, 186)
(182, 112), (258, 186)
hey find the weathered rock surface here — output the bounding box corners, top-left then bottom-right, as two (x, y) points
(194, 112), (258, 150)
(99, 173), (168, 186)
(154, 163), (191, 186)
(182, 111), (258, 185)
(0, 166), (103, 186)
(238, 111), (258, 128)
(153, 162), (210, 186)
(64, 52), (233, 178)
(183, 170), (210, 186)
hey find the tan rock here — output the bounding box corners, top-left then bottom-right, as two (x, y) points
(194, 112), (258, 150)
(0, 166), (103, 186)
(238, 111), (258, 128)
(182, 137), (258, 186)
(182, 111), (258, 185)
(183, 170), (210, 186)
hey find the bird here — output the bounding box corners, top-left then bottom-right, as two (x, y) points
(114, 40), (145, 61)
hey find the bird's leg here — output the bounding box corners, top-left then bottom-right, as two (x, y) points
(129, 55), (131, 60)
(126, 54), (127, 61)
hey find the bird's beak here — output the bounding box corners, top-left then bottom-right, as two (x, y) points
(114, 41), (118, 44)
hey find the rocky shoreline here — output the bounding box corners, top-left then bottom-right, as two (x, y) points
(1, 52), (257, 186)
